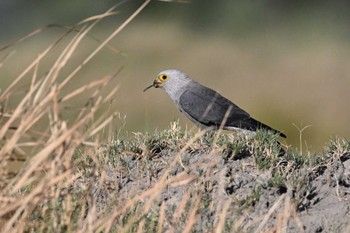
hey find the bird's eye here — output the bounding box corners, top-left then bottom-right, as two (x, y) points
(160, 74), (168, 81)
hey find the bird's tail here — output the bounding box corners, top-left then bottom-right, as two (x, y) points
(247, 118), (287, 138)
(257, 120), (286, 138)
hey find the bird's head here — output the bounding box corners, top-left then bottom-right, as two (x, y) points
(143, 70), (190, 92)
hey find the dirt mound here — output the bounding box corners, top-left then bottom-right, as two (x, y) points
(76, 125), (350, 232)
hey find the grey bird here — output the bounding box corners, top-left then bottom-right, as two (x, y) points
(144, 70), (286, 138)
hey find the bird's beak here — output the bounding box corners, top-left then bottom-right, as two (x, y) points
(143, 79), (162, 92)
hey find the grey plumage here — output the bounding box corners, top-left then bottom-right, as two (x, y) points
(144, 69), (286, 138)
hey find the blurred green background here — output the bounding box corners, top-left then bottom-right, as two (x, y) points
(1, 0), (350, 152)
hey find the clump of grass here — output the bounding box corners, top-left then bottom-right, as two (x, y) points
(251, 130), (286, 166)
(324, 137), (350, 160)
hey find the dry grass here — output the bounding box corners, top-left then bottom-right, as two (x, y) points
(0, 1), (152, 232)
(1, 1), (350, 233)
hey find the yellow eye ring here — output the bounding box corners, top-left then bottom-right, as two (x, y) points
(159, 74), (168, 81)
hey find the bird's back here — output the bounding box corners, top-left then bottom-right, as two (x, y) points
(179, 81), (286, 137)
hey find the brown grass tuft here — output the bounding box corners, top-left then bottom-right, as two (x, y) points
(0, 1), (151, 232)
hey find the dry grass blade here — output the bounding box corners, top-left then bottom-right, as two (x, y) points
(157, 201), (166, 233)
(183, 193), (200, 233)
(215, 199), (231, 233)
(60, 77), (112, 103)
(30, 59), (40, 92)
(0, 27), (72, 99)
(89, 112), (118, 137)
(33, 25), (89, 105)
(168, 173), (197, 187)
(254, 194), (286, 233)
(158, 0), (190, 3)
(78, 12), (119, 25)
(103, 84), (120, 103)
(1, 1), (123, 100)
(173, 191), (190, 222)
(59, 0), (151, 90)
(0, 24), (58, 52)
(0, 51), (15, 69)
(135, 219), (146, 233)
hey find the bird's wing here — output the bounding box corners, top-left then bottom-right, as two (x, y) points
(179, 83), (286, 137)
(179, 84), (252, 128)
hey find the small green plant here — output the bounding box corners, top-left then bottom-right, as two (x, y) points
(250, 130), (283, 170)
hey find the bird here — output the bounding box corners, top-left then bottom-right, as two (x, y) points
(144, 70), (286, 138)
